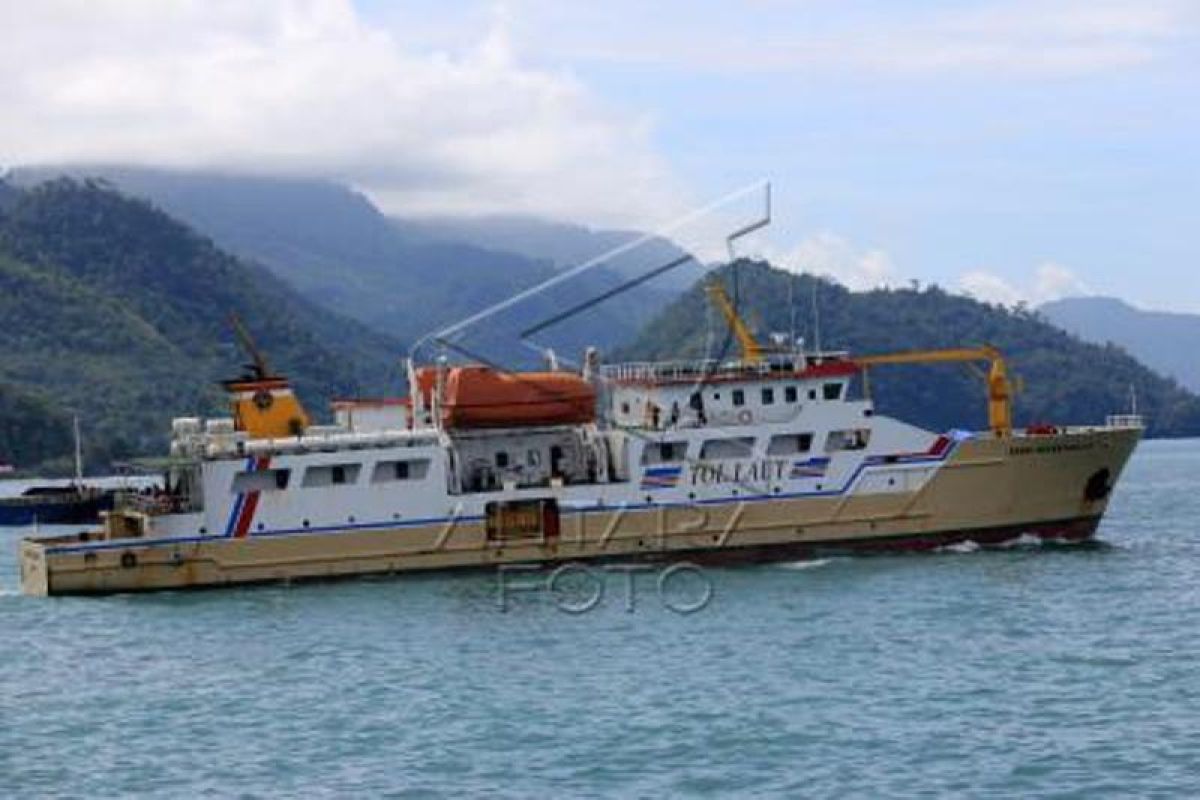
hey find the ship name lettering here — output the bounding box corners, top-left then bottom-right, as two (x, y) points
(691, 460), (788, 485)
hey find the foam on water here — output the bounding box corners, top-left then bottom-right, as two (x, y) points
(776, 557), (835, 571)
(939, 539), (982, 554)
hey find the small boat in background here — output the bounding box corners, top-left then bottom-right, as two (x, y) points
(0, 416), (115, 526)
(0, 485), (114, 526)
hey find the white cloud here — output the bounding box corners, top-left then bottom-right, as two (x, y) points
(0, 0), (684, 226)
(764, 232), (899, 291)
(1034, 261), (1089, 302)
(959, 270), (1027, 307)
(959, 262), (1090, 306)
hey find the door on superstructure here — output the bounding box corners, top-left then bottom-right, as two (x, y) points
(485, 498), (560, 545)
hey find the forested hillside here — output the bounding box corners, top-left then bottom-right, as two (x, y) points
(12, 168), (682, 363)
(0, 178), (403, 471)
(621, 261), (1200, 437)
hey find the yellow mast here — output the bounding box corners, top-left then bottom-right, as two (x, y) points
(855, 345), (1014, 437)
(705, 282), (766, 363)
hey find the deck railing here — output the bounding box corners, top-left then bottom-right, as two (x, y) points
(601, 352), (854, 385)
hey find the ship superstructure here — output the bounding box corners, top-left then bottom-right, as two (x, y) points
(20, 285), (1143, 595)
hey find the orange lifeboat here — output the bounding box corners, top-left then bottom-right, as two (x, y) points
(415, 366), (595, 429)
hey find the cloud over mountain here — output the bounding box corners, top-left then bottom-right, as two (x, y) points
(0, 0), (683, 226)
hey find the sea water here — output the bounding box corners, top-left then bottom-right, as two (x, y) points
(2, 440), (1199, 797)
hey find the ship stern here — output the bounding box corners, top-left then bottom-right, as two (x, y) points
(20, 539), (49, 597)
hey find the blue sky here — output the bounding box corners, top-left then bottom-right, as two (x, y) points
(360, 0), (1199, 309)
(3, 1), (1197, 309)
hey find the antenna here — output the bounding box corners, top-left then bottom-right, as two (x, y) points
(724, 181), (772, 261)
(811, 277), (822, 353)
(229, 313), (272, 380)
(788, 272), (797, 351)
(73, 415), (83, 488)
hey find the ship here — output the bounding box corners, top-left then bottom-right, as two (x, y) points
(19, 288), (1143, 595)
(1, 417), (116, 526)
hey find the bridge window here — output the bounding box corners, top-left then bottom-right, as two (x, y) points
(732, 389), (745, 407)
(372, 459), (430, 483)
(785, 386), (798, 403)
(642, 441), (687, 464)
(761, 387), (775, 405)
(495, 451), (510, 468)
(700, 437), (756, 460)
(302, 463), (362, 488)
(823, 382), (844, 401)
(767, 433), (814, 455)
(826, 429), (871, 452)
(232, 468), (291, 494)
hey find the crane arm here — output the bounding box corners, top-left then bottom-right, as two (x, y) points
(855, 346), (1013, 437)
(705, 282), (765, 363)
(855, 346), (1001, 367)
(229, 313), (272, 380)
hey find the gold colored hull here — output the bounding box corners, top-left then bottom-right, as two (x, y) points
(21, 427), (1141, 596)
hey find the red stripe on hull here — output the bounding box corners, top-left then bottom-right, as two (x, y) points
(233, 492), (260, 539)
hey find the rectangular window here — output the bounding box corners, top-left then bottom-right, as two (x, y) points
(732, 389), (745, 407)
(700, 437), (756, 460)
(767, 433), (814, 455)
(496, 451), (510, 468)
(785, 386), (798, 403)
(232, 468), (291, 494)
(302, 463), (362, 488)
(761, 387), (775, 405)
(372, 459), (430, 483)
(825, 429), (871, 452)
(823, 382), (844, 401)
(642, 441), (687, 464)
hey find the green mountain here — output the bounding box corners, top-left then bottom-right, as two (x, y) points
(0, 178), (404, 471)
(1041, 296), (1200, 394)
(0, 381), (72, 471)
(621, 261), (1200, 438)
(11, 168), (685, 365)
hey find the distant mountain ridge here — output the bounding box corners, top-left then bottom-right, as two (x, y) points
(1040, 296), (1200, 394)
(622, 261), (1200, 438)
(0, 177), (402, 471)
(395, 213), (702, 290)
(10, 167), (689, 364)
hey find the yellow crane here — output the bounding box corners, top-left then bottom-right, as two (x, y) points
(855, 345), (1014, 437)
(705, 282), (766, 363)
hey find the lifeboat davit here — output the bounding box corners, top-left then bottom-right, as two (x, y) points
(416, 366), (595, 429)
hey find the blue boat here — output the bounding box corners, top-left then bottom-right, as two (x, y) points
(0, 485), (115, 526)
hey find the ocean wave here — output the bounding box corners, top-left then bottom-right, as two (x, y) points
(777, 558), (834, 571)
